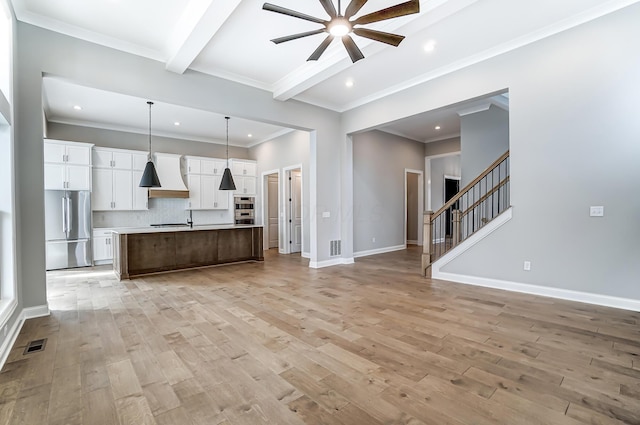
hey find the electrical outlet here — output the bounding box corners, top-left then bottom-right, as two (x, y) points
(590, 206), (604, 217)
(372, 237), (376, 243)
(523, 261), (531, 271)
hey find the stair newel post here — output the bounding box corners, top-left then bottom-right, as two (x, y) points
(452, 209), (462, 246)
(422, 211), (433, 277)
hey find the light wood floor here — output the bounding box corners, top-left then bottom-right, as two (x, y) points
(1, 247), (639, 425)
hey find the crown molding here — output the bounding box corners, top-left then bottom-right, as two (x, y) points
(47, 117), (250, 148)
(457, 103), (491, 117)
(11, 1), (165, 62)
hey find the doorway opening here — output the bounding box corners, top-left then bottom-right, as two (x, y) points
(444, 175), (460, 237)
(404, 169), (424, 247)
(262, 171), (280, 251)
(284, 166), (303, 255)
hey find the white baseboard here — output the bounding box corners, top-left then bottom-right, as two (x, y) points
(23, 304), (50, 319)
(0, 303), (50, 370)
(432, 271), (640, 312)
(309, 257), (355, 269)
(309, 258), (343, 269)
(431, 207), (640, 312)
(0, 312), (23, 371)
(354, 244), (406, 258)
(301, 252), (310, 259)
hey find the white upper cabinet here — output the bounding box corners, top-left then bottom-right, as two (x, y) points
(93, 147), (135, 169)
(44, 140), (92, 165)
(230, 159), (257, 196)
(184, 155), (230, 210)
(132, 153), (148, 171)
(91, 147), (148, 211)
(231, 159), (256, 177)
(43, 140), (93, 190)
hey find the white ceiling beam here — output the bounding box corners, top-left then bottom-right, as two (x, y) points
(272, 0), (478, 101)
(166, 0), (242, 74)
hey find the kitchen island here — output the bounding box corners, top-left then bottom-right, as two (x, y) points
(112, 224), (263, 280)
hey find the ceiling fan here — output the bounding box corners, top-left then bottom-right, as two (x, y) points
(263, 0), (420, 63)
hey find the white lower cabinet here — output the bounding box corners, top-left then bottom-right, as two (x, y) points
(93, 229), (114, 264)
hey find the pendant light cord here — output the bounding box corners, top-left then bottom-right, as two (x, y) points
(225, 116), (230, 167)
(147, 101), (154, 161)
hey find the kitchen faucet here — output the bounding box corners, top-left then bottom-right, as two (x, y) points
(187, 209), (193, 228)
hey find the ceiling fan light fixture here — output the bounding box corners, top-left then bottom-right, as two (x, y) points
(263, 0), (420, 63)
(328, 18), (351, 37)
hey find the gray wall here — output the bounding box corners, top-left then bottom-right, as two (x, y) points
(406, 172), (419, 242)
(47, 122), (251, 159)
(249, 130), (311, 255)
(342, 4), (640, 300)
(430, 155), (461, 211)
(353, 130), (424, 253)
(460, 105), (509, 186)
(424, 137), (461, 157)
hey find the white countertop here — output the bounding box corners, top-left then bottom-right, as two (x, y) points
(103, 224), (262, 235)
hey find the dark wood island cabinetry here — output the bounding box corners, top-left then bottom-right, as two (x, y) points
(113, 225), (263, 280)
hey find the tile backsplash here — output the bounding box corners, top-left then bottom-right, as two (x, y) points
(92, 198), (234, 228)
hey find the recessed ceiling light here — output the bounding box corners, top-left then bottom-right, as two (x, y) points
(345, 80), (354, 88)
(248, 134), (253, 138)
(174, 122), (180, 126)
(435, 125), (441, 130)
(424, 40), (436, 52)
(73, 105), (82, 110)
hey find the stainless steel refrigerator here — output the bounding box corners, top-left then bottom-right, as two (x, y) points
(45, 190), (92, 270)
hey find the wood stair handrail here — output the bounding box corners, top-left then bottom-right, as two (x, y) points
(431, 150), (509, 219)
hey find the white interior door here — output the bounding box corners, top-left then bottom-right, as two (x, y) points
(290, 170), (302, 253)
(268, 174), (279, 249)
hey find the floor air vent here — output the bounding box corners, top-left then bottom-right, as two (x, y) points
(330, 240), (341, 257)
(23, 338), (47, 355)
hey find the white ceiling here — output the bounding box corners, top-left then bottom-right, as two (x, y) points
(42, 77), (291, 147)
(14, 0), (638, 145)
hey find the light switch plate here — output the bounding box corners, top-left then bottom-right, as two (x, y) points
(590, 206), (604, 217)
(322, 211), (330, 218)
(523, 261), (531, 271)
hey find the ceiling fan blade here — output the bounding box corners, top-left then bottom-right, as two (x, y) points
(341, 35), (365, 62)
(353, 0), (419, 25)
(308, 35), (334, 61)
(318, 0), (337, 18)
(271, 29), (326, 44)
(263, 3), (328, 25)
(344, 0), (368, 19)
(352, 28), (405, 46)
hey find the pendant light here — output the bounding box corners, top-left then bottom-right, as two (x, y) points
(219, 116), (236, 191)
(139, 101), (161, 187)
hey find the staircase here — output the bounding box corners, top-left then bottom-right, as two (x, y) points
(422, 151), (510, 276)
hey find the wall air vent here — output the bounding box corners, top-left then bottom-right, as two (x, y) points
(330, 240), (341, 257)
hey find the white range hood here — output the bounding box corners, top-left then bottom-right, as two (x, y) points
(148, 152), (189, 199)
